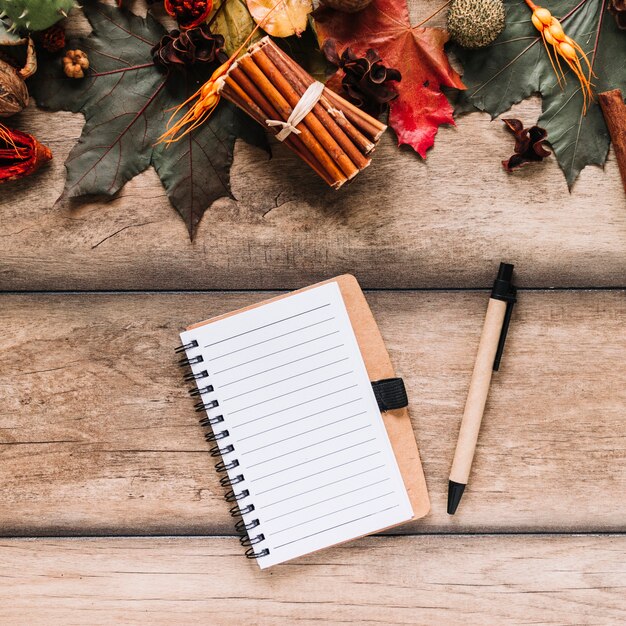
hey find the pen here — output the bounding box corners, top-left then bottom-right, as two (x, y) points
(447, 262), (517, 515)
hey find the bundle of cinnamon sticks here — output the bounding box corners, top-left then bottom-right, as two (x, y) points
(218, 37), (387, 189)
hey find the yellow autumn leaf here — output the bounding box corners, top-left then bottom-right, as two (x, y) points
(209, 0), (261, 56)
(246, 0), (312, 38)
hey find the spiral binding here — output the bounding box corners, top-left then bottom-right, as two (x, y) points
(176, 339), (269, 562)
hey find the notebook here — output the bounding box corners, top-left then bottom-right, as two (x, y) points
(177, 275), (429, 568)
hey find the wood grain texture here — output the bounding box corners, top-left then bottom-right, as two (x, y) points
(1, 290), (624, 535)
(0, 535), (625, 625)
(0, 1), (624, 290)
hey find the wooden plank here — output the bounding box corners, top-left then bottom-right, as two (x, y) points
(0, 290), (624, 535)
(0, 3), (624, 289)
(2, 98), (623, 290)
(0, 535), (624, 624)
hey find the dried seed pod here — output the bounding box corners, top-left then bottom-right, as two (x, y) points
(501, 118), (551, 171)
(151, 25), (228, 71)
(447, 0), (505, 49)
(525, 0), (593, 113)
(0, 123), (52, 183)
(322, 40), (401, 115)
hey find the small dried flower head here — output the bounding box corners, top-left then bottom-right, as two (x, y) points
(63, 49), (89, 79)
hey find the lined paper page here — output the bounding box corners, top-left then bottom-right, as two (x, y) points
(180, 282), (413, 568)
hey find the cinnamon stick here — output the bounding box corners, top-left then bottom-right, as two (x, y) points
(324, 100), (376, 154)
(221, 76), (267, 124)
(222, 73), (335, 187)
(271, 44), (385, 142)
(599, 89), (626, 194)
(324, 100), (376, 155)
(261, 41), (373, 164)
(222, 84), (335, 187)
(236, 54), (347, 186)
(250, 46), (360, 180)
(227, 67), (333, 184)
(218, 35), (387, 187)
(323, 87), (387, 142)
(229, 66), (281, 124)
(266, 42), (376, 153)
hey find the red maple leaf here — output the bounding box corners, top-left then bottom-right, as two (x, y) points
(314, 0), (465, 157)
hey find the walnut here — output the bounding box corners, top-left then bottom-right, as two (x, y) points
(0, 37), (36, 118)
(63, 49), (90, 79)
(0, 59), (29, 117)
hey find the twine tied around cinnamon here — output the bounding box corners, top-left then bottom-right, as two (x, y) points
(265, 81), (325, 141)
(218, 37), (387, 189)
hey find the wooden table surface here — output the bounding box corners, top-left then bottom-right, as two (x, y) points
(1, 2), (625, 623)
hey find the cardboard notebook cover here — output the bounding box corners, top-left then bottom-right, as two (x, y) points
(188, 274), (430, 523)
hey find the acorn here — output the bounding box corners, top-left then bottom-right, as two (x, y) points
(319, 0), (373, 13)
(447, 0), (506, 49)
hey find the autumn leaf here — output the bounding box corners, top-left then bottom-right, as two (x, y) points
(277, 26), (336, 83)
(314, 0), (465, 157)
(28, 3), (269, 239)
(210, 0), (261, 55)
(210, 0), (312, 54)
(455, 0), (626, 187)
(247, 0), (312, 38)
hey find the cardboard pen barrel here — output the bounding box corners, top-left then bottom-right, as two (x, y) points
(449, 298), (508, 485)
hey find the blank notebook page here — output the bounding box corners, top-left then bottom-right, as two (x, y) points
(180, 281), (413, 568)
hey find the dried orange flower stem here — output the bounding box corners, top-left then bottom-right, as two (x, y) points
(524, 0), (594, 113)
(158, 0), (286, 144)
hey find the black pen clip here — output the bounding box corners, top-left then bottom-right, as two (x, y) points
(493, 294), (516, 371)
(491, 262), (517, 372)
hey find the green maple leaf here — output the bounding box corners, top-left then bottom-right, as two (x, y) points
(455, 0), (626, 187)
(28, 4), (269, 239)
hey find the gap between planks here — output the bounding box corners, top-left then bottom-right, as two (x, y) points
(0, 290), (624, 536)
(0, 535), (625, 625)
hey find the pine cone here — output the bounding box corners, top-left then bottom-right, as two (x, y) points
(152, 25), (228, 71)
(323, 39), (401, 115)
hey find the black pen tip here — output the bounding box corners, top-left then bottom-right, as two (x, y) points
(447, 480), (466, 515)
